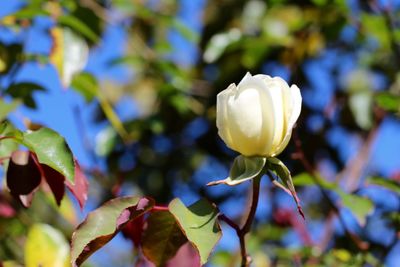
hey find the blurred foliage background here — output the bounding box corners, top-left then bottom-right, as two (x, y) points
(1, 0), (400, 266)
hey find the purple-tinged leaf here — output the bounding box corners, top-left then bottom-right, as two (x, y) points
(165, 242), (201, 267)
(142, 211), (187, 266)
(6, 151), (41, 207)
(71, 196), (154, 267)
(41, 163), (65, 206)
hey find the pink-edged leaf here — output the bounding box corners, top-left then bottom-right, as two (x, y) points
(65, 160), (88, 209)
(142, 211), (187, 266)
(169, 198), (222, 265)
(165, 242), (201, 267)
(71, 196), (154, 267)
(6, 151), (41, 207)
(268, 157), (304, 219)
(41, 164), (65, 206)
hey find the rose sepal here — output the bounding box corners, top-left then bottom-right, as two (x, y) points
(267, 157), (304, 219)
(207, 155), (266, 186)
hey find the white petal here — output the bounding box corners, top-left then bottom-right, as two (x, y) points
(287, 84), (302, 130)
(226, 87), (264, 155)
(216, 84), (235, 148)
(272, 84), (302, 156)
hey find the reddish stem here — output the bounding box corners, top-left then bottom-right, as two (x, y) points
(151, 205), (169, 212)
(219, 176), (262, 267)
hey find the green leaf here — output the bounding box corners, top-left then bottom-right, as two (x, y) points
(58, 15), (99, 43)
(24, 224), (70, 267)
(207, 155), (266, 186)
(71, 72), (98, 102)
(268, 157), (304, 218)
(142, 211), (187, 266)
(71, 197), (154, 267)
(336, 191), (373, 226)
(0, 99), (21, 121)
(0, 121), (20, 159)
(6, 82), (46, 109)
(293, 172), (373, 225)
(171, 19), (199, 43)
(22, 127), (75, 184)
(11, 8), (49, 20)
(292, 172), (336, 190)
(375, 92), (400, 112)
(366, 176), (400, 194)
(360, 13), (390, 50)
(169, 198), (222, 265)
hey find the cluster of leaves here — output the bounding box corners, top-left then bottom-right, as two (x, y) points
(1, 0), (400, 266)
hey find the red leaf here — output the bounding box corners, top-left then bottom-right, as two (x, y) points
(65, 160), (88, 209)
(122, 214), (145, 247)
(41, 164), (66, 206)
(71, 197), (154, 267)
(6, 151), (41, 207)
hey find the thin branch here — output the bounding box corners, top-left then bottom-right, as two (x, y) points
(292, 128), (369, 251)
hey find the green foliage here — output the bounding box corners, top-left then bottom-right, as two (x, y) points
(22, 128), (75, 184)
(293, 173), (374, 225)
(169, 198), (222, 265)
(5, 82), (46, 109)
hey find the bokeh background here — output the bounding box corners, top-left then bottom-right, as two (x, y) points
(1, 0), (400, 266)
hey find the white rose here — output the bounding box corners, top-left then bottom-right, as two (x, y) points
(216, 72), (302, 157)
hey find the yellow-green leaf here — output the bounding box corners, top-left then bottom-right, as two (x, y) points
(24, 224), (70, 267)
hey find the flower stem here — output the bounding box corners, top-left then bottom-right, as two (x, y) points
(220, 175), (262, 267)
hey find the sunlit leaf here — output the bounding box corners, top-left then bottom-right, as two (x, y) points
(360, 13), (390, 50)
(50, 27), (89, 87)
(22, 127), (75, 184)
(71, 197), (154, 267)
(0, 122), (20, 160)
(25, 224), (69, 267)
(0, 99), (21, 121)
(71, 72), (98, 102)
(169, 198), (221, 265)
(207, 155), (266, 186)
(375, 92), (400, 112)
(336, 191), (373, 226)
(142, 211), (187, 266)
(366, 176), (400, 194)
(57, 15), (99, 43)
(293, 173), (373, 225)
